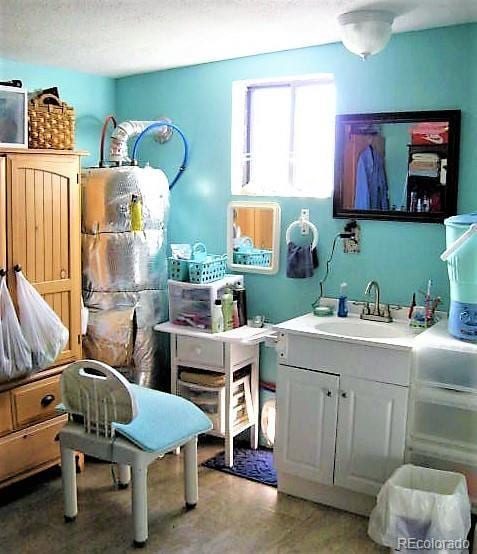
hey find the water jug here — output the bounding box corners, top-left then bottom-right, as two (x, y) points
(441, 213), (477, 340)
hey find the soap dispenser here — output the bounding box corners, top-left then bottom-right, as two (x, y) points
(337, 282), (348, 318)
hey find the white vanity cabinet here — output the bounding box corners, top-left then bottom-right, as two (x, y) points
(334, 375), (408, 496)
(276, 366), (339, 485)
(274, 314), (413, 516)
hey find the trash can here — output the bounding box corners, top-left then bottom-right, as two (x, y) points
(368, 464), (471, 554)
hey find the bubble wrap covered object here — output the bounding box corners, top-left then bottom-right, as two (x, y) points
(82, 166), (169, 388)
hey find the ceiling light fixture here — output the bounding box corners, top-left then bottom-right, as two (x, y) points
(338, 10), (395, 60)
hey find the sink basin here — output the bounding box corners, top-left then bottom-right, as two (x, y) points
(315, 319), (412, 340)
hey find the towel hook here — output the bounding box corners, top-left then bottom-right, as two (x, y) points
(286, 218), (319, 250)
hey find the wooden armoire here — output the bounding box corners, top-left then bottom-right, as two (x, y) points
(0, 149), (84, 487)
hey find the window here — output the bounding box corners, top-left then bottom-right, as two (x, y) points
(231, 74), (336, 198)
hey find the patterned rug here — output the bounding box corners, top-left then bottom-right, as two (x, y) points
(203, 447), (277, 487)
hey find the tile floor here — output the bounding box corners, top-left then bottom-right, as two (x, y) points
(0, 439), (386, 553)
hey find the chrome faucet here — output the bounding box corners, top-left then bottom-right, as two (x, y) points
(360, 280), (393, 323)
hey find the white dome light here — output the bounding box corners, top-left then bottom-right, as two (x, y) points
(338, 10), (395, 60)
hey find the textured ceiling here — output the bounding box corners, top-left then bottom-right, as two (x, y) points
(1, 0), (476, 77)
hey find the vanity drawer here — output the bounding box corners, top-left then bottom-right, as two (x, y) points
(11, 375), (62, 429)
(0, 416), (67, 483)
(281, 333), (411, 386)
(0, 392), (13, 436)
(176, 336), (224, 369)
(410, 386), (477, 451)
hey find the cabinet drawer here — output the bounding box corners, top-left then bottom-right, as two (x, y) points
(12, 375), (62, 428)
(410, 386), (477, 451)
(0, 416), (67, 483)
(176, 336), (224, 369)
(0, 392), (13, 436)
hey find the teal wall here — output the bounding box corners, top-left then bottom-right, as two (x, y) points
(2, 26), (476, 386)
(116, 24), (477, 383)
(0, 57), (115, 167)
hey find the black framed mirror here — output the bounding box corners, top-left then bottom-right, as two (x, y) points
(333, 110), (461, 223)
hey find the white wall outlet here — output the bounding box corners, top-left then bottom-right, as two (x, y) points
(300, 209), (309, 235)
(343, 221), (360, 254)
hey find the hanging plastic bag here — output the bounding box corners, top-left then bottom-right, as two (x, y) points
(15, 269), (69, 370)
(0, 274), (32, 381)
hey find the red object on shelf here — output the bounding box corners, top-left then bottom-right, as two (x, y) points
(409, 122), (449, 145)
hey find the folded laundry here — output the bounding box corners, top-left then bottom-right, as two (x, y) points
(180, 370), (225, 387)
(412, 152), (440, 162)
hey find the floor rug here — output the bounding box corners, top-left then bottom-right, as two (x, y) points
(203, 447), (277, 487)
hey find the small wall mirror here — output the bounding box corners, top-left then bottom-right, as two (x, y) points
(227, 201), (281, 274)
(333, 110), (461, 222)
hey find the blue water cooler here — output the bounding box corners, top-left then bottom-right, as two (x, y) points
(441, 213), (477, 341)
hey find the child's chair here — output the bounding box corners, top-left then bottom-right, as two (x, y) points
(59, 359), (212, 548)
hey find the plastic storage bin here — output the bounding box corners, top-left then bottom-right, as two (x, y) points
(177, 374), (251, 435)
(368, 464), (471, 553)
(414, 321), (477, 391)
(410, 385), (477, 452)
(168, 275), (243, 332)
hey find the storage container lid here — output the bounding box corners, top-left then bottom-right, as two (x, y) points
(445, 213), (477, 226)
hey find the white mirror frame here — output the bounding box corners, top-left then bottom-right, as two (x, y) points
(227, 201), (281, 275)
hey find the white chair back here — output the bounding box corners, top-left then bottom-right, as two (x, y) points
(61, 359), (137, 438)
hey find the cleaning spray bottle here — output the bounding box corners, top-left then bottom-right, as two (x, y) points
(337, 282), (348, 318)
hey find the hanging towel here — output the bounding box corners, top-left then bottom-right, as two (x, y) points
(286, 242), (318, 278)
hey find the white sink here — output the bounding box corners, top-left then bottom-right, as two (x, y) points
(314, 318), (415, 340)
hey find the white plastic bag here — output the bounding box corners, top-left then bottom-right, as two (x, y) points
(368, 464), (471, 554)
(15, 270), (69, 370)
(0, 275), (32, 381)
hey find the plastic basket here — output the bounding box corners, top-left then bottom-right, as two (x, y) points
(233, 249), (272, 267)
(189, 255), (227, 284)
(168, 243), (208, 282)
(168, 258), (190, 281)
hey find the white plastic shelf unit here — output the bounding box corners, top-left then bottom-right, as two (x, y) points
(155, 319), (273, 467)
(407, 319), (477, 511)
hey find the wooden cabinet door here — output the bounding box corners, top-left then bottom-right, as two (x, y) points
(6, 154), (81, 365)
(334, 376), (408, 496)
(0, 157), (6, 271)
(275, 365), (339, 485)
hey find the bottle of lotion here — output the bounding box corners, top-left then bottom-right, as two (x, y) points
(337, 282), (348, 318)
(212, 299), (224, 333)
(221, 289), (234, 331)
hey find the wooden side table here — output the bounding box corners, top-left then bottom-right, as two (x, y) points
(155, 323), (270, 466)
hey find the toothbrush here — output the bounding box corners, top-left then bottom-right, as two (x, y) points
(425, 280), (432, 321)
(408, 292), (416, 319)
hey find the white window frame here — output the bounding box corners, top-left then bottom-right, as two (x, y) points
(231, 73), (335, 198)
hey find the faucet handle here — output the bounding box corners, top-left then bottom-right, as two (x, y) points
(353, 300), (370, 315)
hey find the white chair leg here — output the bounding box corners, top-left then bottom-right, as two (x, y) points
(118, 464), (131, 489)
(131, 464), (148, 547)
(61, 445), (78, 522)
(183, 437), (198, 509)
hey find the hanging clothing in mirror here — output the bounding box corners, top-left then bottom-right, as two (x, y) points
(354, 144), (390, 210)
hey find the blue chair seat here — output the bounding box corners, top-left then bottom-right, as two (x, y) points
(114, 384), (212, 453)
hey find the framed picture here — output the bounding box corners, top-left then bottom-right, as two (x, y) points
(0, 85), (27, 148)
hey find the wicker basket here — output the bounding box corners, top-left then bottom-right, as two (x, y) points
(28, 93), (75, 150)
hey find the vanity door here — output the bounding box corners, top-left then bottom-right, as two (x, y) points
(334, 376), (408, 496)
(275, 365), (339, 485)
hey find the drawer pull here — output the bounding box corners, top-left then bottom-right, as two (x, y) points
(41, 394), (56, 407)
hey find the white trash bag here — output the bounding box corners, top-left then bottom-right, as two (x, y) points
(368, 464), (471, 554)
(15, 269), (69, 370)
(0, 274), (32, 381)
